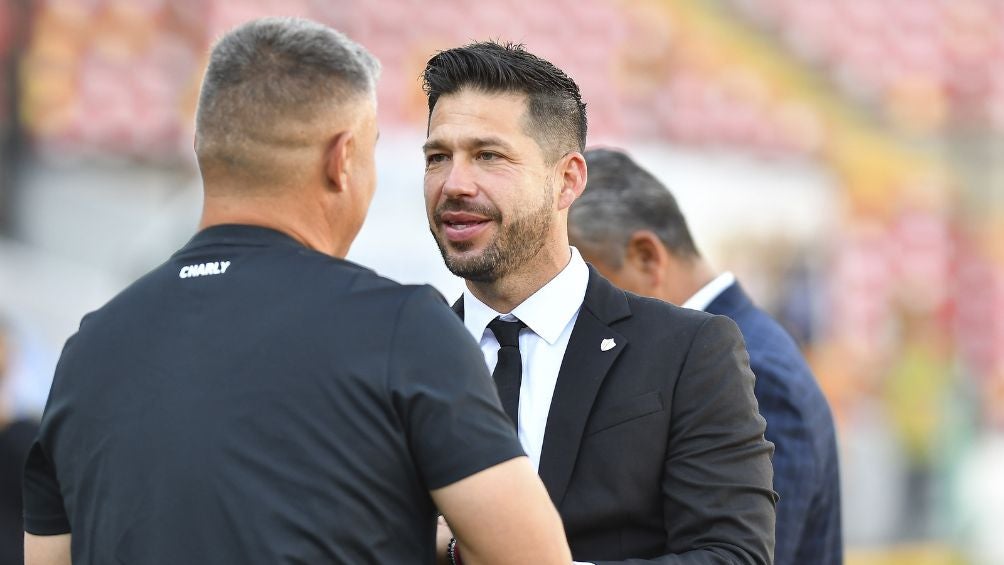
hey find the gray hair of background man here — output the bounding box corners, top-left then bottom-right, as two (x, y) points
(194, 17), (380, 186)
(569, 148), (700, 268)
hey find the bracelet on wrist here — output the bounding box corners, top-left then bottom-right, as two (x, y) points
(447, 537), (463, 565)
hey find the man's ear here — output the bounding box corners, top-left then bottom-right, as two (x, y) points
(325, 130), (355, 193)
(556, 152), (587, 211)
(624, 230), (669, 290)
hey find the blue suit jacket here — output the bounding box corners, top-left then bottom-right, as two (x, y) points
(706, 281), (842, 565)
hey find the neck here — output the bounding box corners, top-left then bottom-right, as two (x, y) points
(466, 239), (572, 314)
(199, 190), (352, 258)
(667, 256), (718, 306)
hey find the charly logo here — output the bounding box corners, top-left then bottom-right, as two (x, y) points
(179, 261), (231, 279)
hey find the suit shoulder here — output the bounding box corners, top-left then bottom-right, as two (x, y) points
(615, 290), (743, 348)
(731, 304), (800, 353)
(731, 306), (836, 425)
(734, 307), (818, 384)
(622, 290), (727, 329)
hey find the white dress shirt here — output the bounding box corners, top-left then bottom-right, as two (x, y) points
(462, 247), (589, 472)
(681, 271), (736, 312)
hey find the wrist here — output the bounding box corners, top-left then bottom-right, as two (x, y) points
(447, 537), (464, 565)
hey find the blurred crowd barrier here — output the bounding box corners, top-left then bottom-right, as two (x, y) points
(1, 1), (1002, 563)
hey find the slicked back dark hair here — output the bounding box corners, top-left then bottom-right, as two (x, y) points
(569, 148), (700, 267)
(422, 41), (587, 162)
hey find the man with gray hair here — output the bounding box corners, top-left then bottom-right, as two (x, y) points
(22, 18), (570, 565)
(569, 148), (842, 565)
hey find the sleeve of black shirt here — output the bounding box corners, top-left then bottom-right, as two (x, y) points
(387, 285), (525, 491)
(23, 440), (71, 535)
(23, 329), (80, 537)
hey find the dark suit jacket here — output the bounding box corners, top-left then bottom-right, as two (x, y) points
(456, 267), (777, 564)
(706, 281), (842, 565)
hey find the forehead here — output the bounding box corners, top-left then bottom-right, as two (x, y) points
(427, 89), (533, 144)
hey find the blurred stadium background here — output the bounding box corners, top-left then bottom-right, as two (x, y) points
(1, 0), (1002, 563)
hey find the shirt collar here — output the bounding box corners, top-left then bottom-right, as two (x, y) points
(681, 271), (736, 312)
(463, 247), (590, 345)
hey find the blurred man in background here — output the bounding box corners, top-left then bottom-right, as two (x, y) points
(422, 42), (776, 564)
(0, 318), (38, 565)
(21, 18), (570, 565)
(569, 148), (842, 565)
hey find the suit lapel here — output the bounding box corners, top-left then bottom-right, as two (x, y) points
(537, 267), (630, 507)
(451, 273), (632, 507)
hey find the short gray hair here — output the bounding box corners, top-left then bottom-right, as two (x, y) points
(570, 148), (700, 267)
(195, 17), (380, 168)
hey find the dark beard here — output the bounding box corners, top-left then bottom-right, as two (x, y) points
(431, 194), (553, 282)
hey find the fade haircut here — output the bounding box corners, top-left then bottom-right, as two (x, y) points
(421, 41), (587, 162)
(569, 148), (700, 267)
(195, 17), (380, 182)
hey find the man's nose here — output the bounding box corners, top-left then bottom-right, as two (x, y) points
(442, 159), (477, 198)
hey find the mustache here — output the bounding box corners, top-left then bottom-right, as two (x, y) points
(433, 200), (502, 224)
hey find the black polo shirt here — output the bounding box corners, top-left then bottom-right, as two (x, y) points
(1, 419), (38, 565)
(23, 225), (523, 564)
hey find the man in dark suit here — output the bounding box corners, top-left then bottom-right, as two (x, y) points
(21, 19), (572, 565)
(568, 148), (843, 565)
(421, 41), (777, 564)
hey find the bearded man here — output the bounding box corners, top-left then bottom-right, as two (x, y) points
(421, 41), (778, 565)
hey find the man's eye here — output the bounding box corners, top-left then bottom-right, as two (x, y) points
(426, 154), (448, 165)
(476, 152), (498, 161)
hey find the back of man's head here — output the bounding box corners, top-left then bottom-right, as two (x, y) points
(570, 148), (700, 267)
(195, 18), (380, 192)
(421, 41), (587, 163)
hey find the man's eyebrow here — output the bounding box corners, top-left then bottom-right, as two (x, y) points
(422, 136), (517, 153)
(422, 139), (447, 153)
(468, 136), (517, 152)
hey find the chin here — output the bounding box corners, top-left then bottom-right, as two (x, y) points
(444, 249), (480, 269)
(445, 259), (497, 283)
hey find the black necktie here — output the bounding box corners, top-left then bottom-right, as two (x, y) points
(487, 317), (526, 429)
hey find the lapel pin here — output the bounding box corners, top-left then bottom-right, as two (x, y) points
(600, 338), (616, 352)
